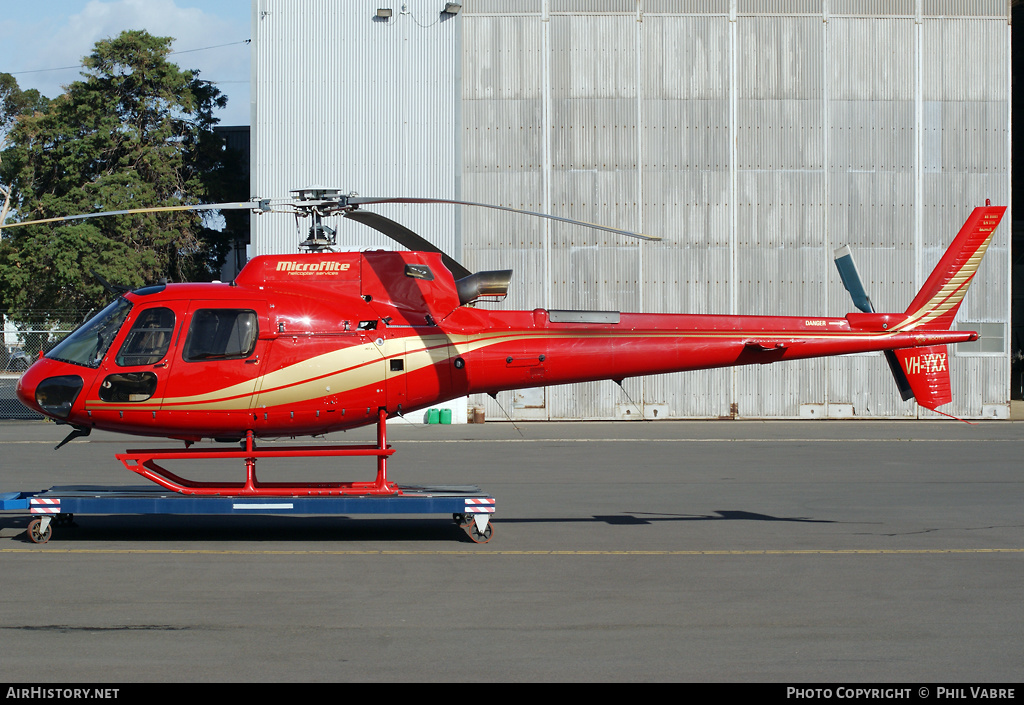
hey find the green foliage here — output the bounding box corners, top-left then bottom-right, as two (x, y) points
(0, 30), (245, 324)
(0, 73), (48, 138)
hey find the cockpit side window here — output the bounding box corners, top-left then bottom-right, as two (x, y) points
(115, 308), (175, 366)
(46, 297), (133, 369)
(183, 309), (258, 361)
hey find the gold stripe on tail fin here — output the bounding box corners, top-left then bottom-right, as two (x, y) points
(895, 205), (1005, 332)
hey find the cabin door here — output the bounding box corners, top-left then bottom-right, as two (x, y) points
(157, 300), (269, 428)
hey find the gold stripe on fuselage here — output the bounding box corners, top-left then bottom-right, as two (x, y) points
(89, 326), (900, 412)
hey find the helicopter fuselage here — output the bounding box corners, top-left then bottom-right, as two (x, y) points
(15, 248), (977, 442)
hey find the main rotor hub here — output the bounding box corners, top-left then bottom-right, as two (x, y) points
(292, 187), (345, 202)
(289, 187), (359, 217)
(291, 188), (352, 251)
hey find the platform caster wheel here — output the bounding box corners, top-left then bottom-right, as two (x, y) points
(466, 522), (493, 544)
(26, 518), (52, 545)
(453, 513), (474, 528)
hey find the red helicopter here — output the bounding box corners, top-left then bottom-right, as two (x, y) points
(6, 190), (1006, 499)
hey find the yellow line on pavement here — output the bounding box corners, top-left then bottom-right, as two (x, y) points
(1, 548), (1022, 556)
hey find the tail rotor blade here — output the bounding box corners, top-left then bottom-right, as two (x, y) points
(883, 350), (915, 401)
(834, 245), (914, 400)
(833, 245), (874, 314)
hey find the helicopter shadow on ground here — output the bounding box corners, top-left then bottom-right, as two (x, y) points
(0, 508), (839, 545)
(500, 510), (839, 526)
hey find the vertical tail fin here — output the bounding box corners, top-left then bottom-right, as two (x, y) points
(899, 205), (1006, 332)
(891, 204), (1004, 415)
(892, 344), (951, 411)
(836, 204), (1005, 415)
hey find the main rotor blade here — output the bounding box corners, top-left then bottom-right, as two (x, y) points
(0, 201), (267, 230)
(346, 197), (660, 242)
(343, 209), (472, 280)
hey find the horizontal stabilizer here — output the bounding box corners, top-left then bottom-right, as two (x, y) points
(744, 341), (788, 352)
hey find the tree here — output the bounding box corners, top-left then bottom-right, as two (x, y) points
(0, 30), (245, 322)
(0, 73), (47, 138)
(0, 74), (49, 226)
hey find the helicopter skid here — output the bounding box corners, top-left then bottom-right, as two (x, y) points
(117, 447), (399, 496)
(116, 411), (401, 497)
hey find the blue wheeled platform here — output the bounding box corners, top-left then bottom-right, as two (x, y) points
(0, 485), (496, 544)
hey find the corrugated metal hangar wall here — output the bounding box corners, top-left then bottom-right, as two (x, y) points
(250, 0), (1012, 420)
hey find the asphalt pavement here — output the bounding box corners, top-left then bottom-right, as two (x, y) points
(0, 418), (1021, 682)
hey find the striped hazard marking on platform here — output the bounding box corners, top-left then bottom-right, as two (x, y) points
(464, 498), (495, 513)
(29, 498), (61, 514)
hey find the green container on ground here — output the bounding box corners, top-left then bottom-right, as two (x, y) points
(439, 408), (452, 424)
(426, 408), (440, 424)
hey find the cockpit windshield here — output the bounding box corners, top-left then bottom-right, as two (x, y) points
(46, 297), (133, 369)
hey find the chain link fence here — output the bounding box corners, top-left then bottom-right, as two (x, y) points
(1, 317), (80, 419)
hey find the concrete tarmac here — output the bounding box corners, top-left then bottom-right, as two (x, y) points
(0, 418), (1021, 682)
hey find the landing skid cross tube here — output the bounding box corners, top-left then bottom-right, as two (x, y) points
(116, 409), (399, 497)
